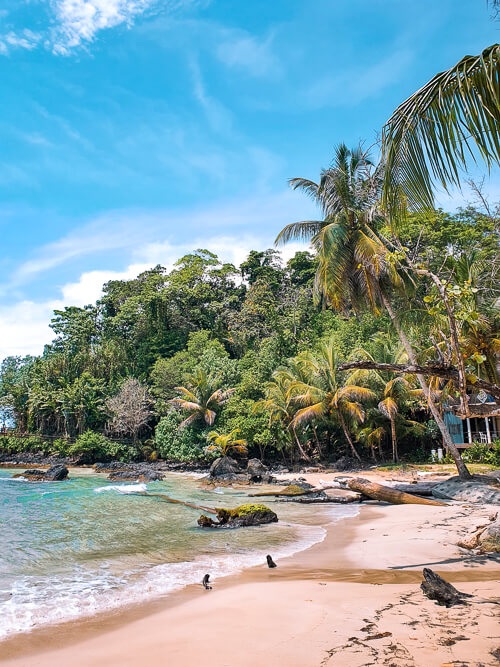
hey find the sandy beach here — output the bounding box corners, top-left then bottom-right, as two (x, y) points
(1, 471), (499, 667)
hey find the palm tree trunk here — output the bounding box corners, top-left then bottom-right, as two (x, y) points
(338, 411), (362, 461)
(292, 426), (311, 462)
(391, 417), (398, 463)
(312, 425), (322, 458)
(380, 291), (471, 480)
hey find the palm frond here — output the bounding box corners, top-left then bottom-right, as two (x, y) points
(382, 44), (500, 219)
(275, 221), (324, 245)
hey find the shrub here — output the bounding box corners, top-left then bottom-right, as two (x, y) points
(154, 412), (209, 462)
(68, 431), (132, 463)
(462, 440), (500, 466)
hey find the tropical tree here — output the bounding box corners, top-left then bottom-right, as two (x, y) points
(276, 147), (475, 479)
(169, 369), (234, 428)
(255, 373), (311, 462)
(287, 339), (376, 461)
(106, 378), (152, 445)
(206, 430), (248, 458)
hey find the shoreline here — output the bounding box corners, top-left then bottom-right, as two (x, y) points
(1, 491), (500, 666)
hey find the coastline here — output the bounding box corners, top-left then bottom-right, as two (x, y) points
(1, 480), (499, 667)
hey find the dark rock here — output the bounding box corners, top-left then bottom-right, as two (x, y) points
(432, 476), (500, 505)
(332, 456), (362, 472)
(13, 464), (68, 481)
(246, 458), (274, 483)
(198, 504), (278, 529)
(108, 469), (164, 482)
(421, 568), (473, 607)
(277, 490), (328, 503)
(209, 456), (241, 480)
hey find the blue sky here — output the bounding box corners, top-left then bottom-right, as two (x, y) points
(0, 0), (498, 360)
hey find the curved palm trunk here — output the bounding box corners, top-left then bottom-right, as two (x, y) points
(390, 417), (398, 463)
(337, 410), (362, 462)
(292, 426), (311, 462)
(380, 291), (471, 480)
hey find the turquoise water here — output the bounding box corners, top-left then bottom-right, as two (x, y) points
(0, 469), (356, 638)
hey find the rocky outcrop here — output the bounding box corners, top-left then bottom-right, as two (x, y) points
(332, 456), (363, 472)
(107, 468), (165, 482)
(13, 464), (69, 481)
(246, 458), (274, 483)
(197, 504), (278, 528)
(432, 476), (500, 505)
(208, 456), (249, 482)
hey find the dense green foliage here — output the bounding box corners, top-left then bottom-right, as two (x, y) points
(0, 197), (498, 466)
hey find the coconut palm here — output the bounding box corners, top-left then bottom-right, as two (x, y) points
(276, 143), (397, 314)
(288, 339), (376, 461)
(206, 430), (248, 458)
(277, 148), (474, 479)
(169, 369), (234, 428)
(382, 44), (500, 218)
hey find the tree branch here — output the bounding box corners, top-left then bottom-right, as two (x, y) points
(338, 360), (500, 401)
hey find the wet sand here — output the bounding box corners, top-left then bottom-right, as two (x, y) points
(1, 473), (499, 666)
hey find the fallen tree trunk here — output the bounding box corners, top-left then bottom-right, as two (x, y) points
(389, 483), (440, 496)
(135, 492), (218, 515)
(421, 568), (472, 607)
(347, 478), (445, 506)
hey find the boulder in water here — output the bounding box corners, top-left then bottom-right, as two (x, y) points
(209, 456), (241, 481)
(198, 504), (278, 528)
(108, 469), (164, 482)
(13, 464), (68, 481)
(246, 458), (272, 482)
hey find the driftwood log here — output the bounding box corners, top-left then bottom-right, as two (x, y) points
(421, 568), (473, 607)
(135, 492), (218, 514)
(249, 484), (315, 498)
(347, 478), (445, 506)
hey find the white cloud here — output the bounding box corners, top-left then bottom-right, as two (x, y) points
(0, 29), (41, 55)
(49, 0), (158, 54)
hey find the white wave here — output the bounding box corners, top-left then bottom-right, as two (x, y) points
(94, 483), (147, 494)
(0, 506), (358, 641)
(212, 487), (224, 494)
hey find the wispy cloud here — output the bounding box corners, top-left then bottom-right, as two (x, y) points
(0, 28), (41, 55)
(303, 48), (414, 109)
(216, 29), (281, 78)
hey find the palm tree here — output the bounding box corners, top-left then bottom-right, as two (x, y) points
(255, 373), (311, 462)
(276, 148), (474, 479)
(381, 44), (500, 218)
(207, 430), (248, 458)
(377, 378), (414, 463)
(169, 369), (234, 428)
(276, 143), (394, 314)
(288, 339), (376, 461)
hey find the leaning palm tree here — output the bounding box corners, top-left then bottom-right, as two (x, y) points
(382, 44), (500, 219)
(169, 369), (234, 428)
(277, 148), (474, 480)
(288, 340), (376, 461)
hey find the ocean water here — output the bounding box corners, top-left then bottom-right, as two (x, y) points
(0, 469), (357, 639)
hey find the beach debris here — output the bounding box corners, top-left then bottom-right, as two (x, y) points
(266, 554), (277, 568)
(135, 491), (219, 515)
(459, 518), (500, 553)
(420, 568), (473, 607)
(197, 504), (278, 529)
(365, 631), (392, 640)
(346, 478), (445, 506)
(13, 464), (68, 481)
(202, 574), (212, 590)
(384, 482), (440, 496)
